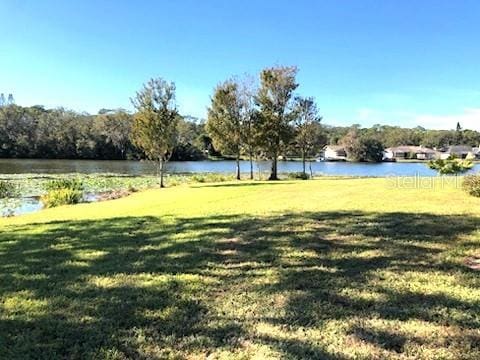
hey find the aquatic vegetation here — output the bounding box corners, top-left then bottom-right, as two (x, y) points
(41, 188), (83, 208)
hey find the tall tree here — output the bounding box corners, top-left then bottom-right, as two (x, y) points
(131, 78), (179, 187)
(340, 128), (362, 162)
(96, 109), (132, 158)
(237, 75), (258, 180)
(206, 80), (243, 180)
(294, 96), (324, 176)
(455, 121), (463, 144)
(256, 66), (299, 180)
(340, 128), (383, 162)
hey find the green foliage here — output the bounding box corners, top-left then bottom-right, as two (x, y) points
(42, 178), (84, 208)
(256, 66), (299, 180)
(360, 137), (385, 162)
(131, 78), (179, 187)
(95, 109), (132, 157)
(427, 157), (474, 175)
(0, 180), (16, 198)
(287, 171), (310, 180)
(293, 96), (325, 174)
(462, 174), (480, 197)
(41, 188), (83, 208)
(131, 78), (179, 161)
(45, 178), (83, 191)
(341, 129), (384, 162)
(2, 87), (480, 163)
(206, 81), (242, 157)
(190, 173), (234, 183)
(0, 104), (211, 161)
(206, 80), (243, 179)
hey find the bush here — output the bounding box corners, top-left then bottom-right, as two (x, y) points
(463, 174), (480, 197)
(190, 173), (233, 183)
(45, 178), (83, 191)
(0, 180), (17, 198)
(41, 188), (83, 208)
(288, 172), (310, 180)
(428, 158), (474, 175)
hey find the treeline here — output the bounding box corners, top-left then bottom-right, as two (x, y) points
(324, 123), (480, 150)
(0, 105), (216, 160)
(1, 75), (479, 166)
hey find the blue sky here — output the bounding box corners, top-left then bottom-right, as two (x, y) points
(1, 0), (480, 129)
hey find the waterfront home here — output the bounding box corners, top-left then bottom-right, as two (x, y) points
(323, 145), (347, 161)
(383, 146), (436, 160)
(439, 145), (479, 159)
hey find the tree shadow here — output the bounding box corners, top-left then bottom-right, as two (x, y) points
(191, 181), (296, 188)
(0, 210), (479, 358)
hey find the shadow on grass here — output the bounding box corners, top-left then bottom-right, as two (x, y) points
(191, 181), (297, 188)
(0, 211), (479, 358)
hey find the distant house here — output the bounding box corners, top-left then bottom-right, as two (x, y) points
(383, 146), (436, 161)
(440, 145), (478, 159)
(323, 145), (347, 161)
(473, 147), (480, 159)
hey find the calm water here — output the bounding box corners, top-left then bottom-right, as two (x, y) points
(1, 158), (479, 177)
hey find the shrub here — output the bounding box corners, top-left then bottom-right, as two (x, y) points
(0, 180), (17, 198)
(45, 178), (83, 191)
(190, 173), (233, 183)
(463, 174), (480, 197)
(288, 172), (310, 180)
(41, 188), (83, 208)
(428, 158), (474, 175)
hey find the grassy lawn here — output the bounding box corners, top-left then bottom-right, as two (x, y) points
(1, 177), (479, 359)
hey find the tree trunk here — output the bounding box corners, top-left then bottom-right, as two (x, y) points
(256, 155), (261, 180)
(269, 152), (278, 180)
(235, 153), (241, 180)
(249, 151), (254, 180)
(302, 149), (306, 176)
(159, 157), (165, 188)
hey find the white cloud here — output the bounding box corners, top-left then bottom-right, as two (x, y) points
(414, 108), (480, 131)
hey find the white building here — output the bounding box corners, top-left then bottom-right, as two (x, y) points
(383, 146), (436, 161)
(323, 145), (347, 161)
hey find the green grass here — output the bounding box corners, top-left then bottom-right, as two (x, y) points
(1, 178), (479, 359)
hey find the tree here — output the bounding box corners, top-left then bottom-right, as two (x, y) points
(340, 128), (362, 161)
(256, 66), (299, 180)
(340, 128), (384, 162)
(360, 137), (384, 162)
(130, 78), (179, 188)
(206, 80), (243, 180)
(173, 117), (206, 161)
(293, 96), (324, 176)
(237, 75), (258, 180)
(428, 157), (474, 175)
(455, 121), (463, 144)
(96, 109), (132, 158)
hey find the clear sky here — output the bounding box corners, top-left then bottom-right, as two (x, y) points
(1, 0), (480, 130)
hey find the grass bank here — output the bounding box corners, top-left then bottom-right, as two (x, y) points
(1, 178), (479, 359)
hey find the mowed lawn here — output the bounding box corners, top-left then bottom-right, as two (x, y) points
(1, 178), (479, 359)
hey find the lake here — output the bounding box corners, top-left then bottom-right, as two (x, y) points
(1, 158), (479, 177)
